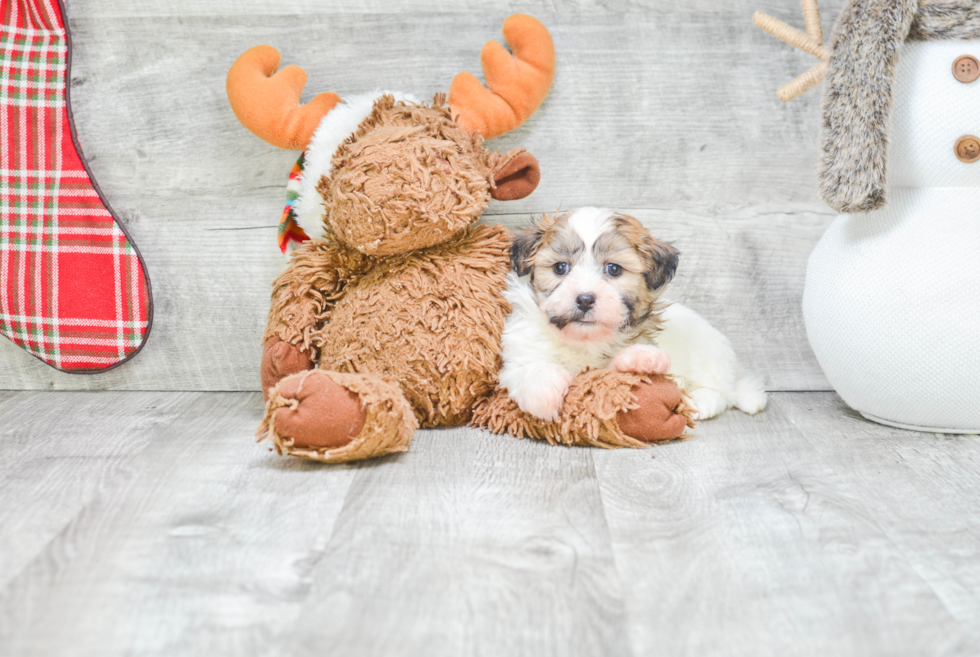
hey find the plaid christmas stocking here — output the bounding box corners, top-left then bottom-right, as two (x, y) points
(1, 0), (151, 372)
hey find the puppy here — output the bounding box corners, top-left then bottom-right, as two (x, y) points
(500, 207), (767, 422)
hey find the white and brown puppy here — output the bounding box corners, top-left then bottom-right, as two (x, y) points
(500, 207), (767, 421)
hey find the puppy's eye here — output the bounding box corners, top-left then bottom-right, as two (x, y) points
(605, 263), (623, 277)
(553, 262), (569, 276)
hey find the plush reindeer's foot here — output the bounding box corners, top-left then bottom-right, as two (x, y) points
(257, 370), (418, 463)
(617, 377), (695, 442)
(612, 344), (671, 375)
(261, 337), (314, 401)
(270, 371), (365, 449)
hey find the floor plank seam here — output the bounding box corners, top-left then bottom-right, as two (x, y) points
(586, 449), (640, 657)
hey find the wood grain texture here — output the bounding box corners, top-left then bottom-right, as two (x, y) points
(0, 391), (191, 589)
(593, 393), (980, 656)
(787, 394), (980, 647)
(0, 391), (358, 656)
(282, 428), (630, 657)
(0, 2), (845, 390)
(3, 391), (980, 655)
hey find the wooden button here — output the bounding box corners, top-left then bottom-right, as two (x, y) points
(955, 135), (980, 163)
(952, 55), (979, 83)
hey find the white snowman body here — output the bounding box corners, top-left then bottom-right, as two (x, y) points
(804, 40), (980, 432)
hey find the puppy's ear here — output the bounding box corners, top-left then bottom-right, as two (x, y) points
(511, 211), (563, 276)
(641, 237), (679, 291)
(510, 226), (542, 276)
(611, 213), (679, 291)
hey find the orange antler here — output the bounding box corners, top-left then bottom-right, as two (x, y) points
(226, 45), (341, 150)
(448, 14), (555, 140)
(753, 0), (828, 102)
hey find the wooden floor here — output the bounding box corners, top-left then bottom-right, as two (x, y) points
(0, 391), (977, 656)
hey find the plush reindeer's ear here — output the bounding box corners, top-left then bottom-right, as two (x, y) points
(489, 151), (540, 201)
(510, 225), (543, 276)
(641, 238), (679, 291)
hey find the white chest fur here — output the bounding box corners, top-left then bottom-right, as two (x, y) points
(500, 274), (740, 391)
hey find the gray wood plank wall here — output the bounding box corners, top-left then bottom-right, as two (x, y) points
(0, 0), (846, 390)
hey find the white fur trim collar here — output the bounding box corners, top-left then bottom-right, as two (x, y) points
(291, 90), (418, 241)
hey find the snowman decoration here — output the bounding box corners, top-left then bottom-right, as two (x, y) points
(755, 0), (980, 433)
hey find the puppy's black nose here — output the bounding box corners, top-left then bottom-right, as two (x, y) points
(576, 293), (596, 312)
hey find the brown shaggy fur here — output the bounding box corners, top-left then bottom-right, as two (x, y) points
(263, 224), (512, 432)
(820, 0), (980, 213)
(259, 95), (520, 459)
(319, 95), (494, 256)
(314, 224), (513, 427)
(470, 369), (696, 448)
(263, 239), (374, 357)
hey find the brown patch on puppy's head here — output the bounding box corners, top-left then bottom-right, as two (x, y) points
(509, 211), (568, 277)
(604, 213), (678, 332)
(608, 213), (679, 292)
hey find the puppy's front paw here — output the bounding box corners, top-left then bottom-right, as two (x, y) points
(514, 364), (574, 422)
(612, 345), (671, 375)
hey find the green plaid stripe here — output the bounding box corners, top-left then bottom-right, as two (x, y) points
(0, 26), (65, 106)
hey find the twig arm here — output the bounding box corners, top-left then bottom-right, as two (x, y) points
(753, 11), (830, 60)
(777, 62), (827, 102)
(801, 0), (823, 43)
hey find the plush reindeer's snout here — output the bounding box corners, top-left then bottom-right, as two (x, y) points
(313, 97), (543, 256)
(317, 98), (487, 256)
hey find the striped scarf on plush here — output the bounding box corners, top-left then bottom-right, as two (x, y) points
(278, 153), (311, 253)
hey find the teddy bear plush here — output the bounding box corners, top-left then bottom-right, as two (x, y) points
(226, 15), (694, 462)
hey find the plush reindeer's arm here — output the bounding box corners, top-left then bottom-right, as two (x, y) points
(262, 238), (373, 355)
(260, 238), (373, 398)
(472, 369), (695, 447)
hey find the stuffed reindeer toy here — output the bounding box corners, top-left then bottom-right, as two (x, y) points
(227, 15), (694, 462)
